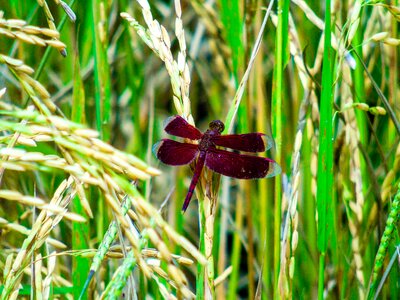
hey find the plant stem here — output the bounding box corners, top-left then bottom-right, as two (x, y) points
(197, 174), (217, 299)
(272, 0), (289, 294)
(317, 0), (333, 298)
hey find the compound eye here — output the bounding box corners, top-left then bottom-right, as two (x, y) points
(209, 120), (225, 133)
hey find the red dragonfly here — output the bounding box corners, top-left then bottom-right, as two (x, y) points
(153, 115), (280, 212)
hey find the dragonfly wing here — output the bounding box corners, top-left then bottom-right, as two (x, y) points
(205, 148), (280, 179)
(164, 115), (203, 140)
(153, 139), (199, 166)
(212, 133), (274, 152)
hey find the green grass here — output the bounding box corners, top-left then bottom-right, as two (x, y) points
(0, 0), (400, 299)
(316, 0), (333, 297)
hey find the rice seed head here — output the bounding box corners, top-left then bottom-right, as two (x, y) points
(91, 138), (115, 153)
(74, 128), (99, 138)
(47, 238), (67, 249)
(174, 0), (182, 18)
(6, 19), (27, 28)
(38, 219), (53, 238)
(370, 32), (389, 42)
(151, 20), (162, 39)
(143, 9), (154, 30)
(0, 27), (14, 38)
(137, 0), (150, 10)
(26, 36), (47, 48)
(175, 18), (183, 39)
(161, 26), (171, 48)
(294, 131), (302, 152)
(350, 1), (362, 23)
(40, 28), (60, 39)
(0, 189), (25, 200)
(369, 106), (386, 115)
(172, 255), (193, 266)
(354, 102), (369, 111)
(119, 12), (129, 20)
(145, 166), (161, 176)
(21, 196), (46, 206)
(12, 249), (26, 271)
(167, 264), (188, 287)
(29, 79), (51, 99)
(183, 63), (190, 84)
(347, 18), (360, 43)
(0, 88), (6, 98)
(2, 55), (23, 67)
(383, 38), (400, 46)
(45, 39), (67, 50)
(4, 253), (14, 278)
(21, 25), (41, 34)
(173, 96), (183, 115)
(62, 212), (86, 222)
(60, 1), (76, 22)
(15, 63), (35, 74)
(177, 53), (186, 75)
(9, 291), (19, 300)
(291, 230), (299, 251)
(289, 257), (295, 278)
(14, 31), (36, 44)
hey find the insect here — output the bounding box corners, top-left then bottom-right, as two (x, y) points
(153, 115), (280, 212)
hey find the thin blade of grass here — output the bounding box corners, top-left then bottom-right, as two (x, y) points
(316, 0), (333, 298)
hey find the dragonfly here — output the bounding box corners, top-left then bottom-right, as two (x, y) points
(153, 115), (280, 212)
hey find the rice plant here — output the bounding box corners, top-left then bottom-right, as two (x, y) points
(0, 0), (399, 299)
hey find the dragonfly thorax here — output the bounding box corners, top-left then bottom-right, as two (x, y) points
(199, 130), (218, 151)
(198, 120), (224, 151)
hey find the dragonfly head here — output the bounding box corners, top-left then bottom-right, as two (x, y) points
(209, 120), (224, 133)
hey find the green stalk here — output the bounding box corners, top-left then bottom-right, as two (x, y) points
(218, 0), (243, 80)
(299, 117), (317, 291)
(256, 59), (271, 298)
(71, 49), (90, 300)
(227, 191), (244, 300)
(351, 8), (369, 199)
(317, 0), (333, 298)
(91, 0), (111, 253)
(196, 166), (220, 300)
(238, 105), (254, 298)
(388, 0), (398, 147)
(196, 193), (210, 300)
(272, 0), (289, 294)
(218, 0), (243, 298)
(196, 210), (205, 299)
(92, 0), (111, 141)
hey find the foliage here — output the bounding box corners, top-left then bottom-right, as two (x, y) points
(0, 0), (399, 299)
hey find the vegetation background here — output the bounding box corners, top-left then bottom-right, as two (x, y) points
(0, 0), (399, 299)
